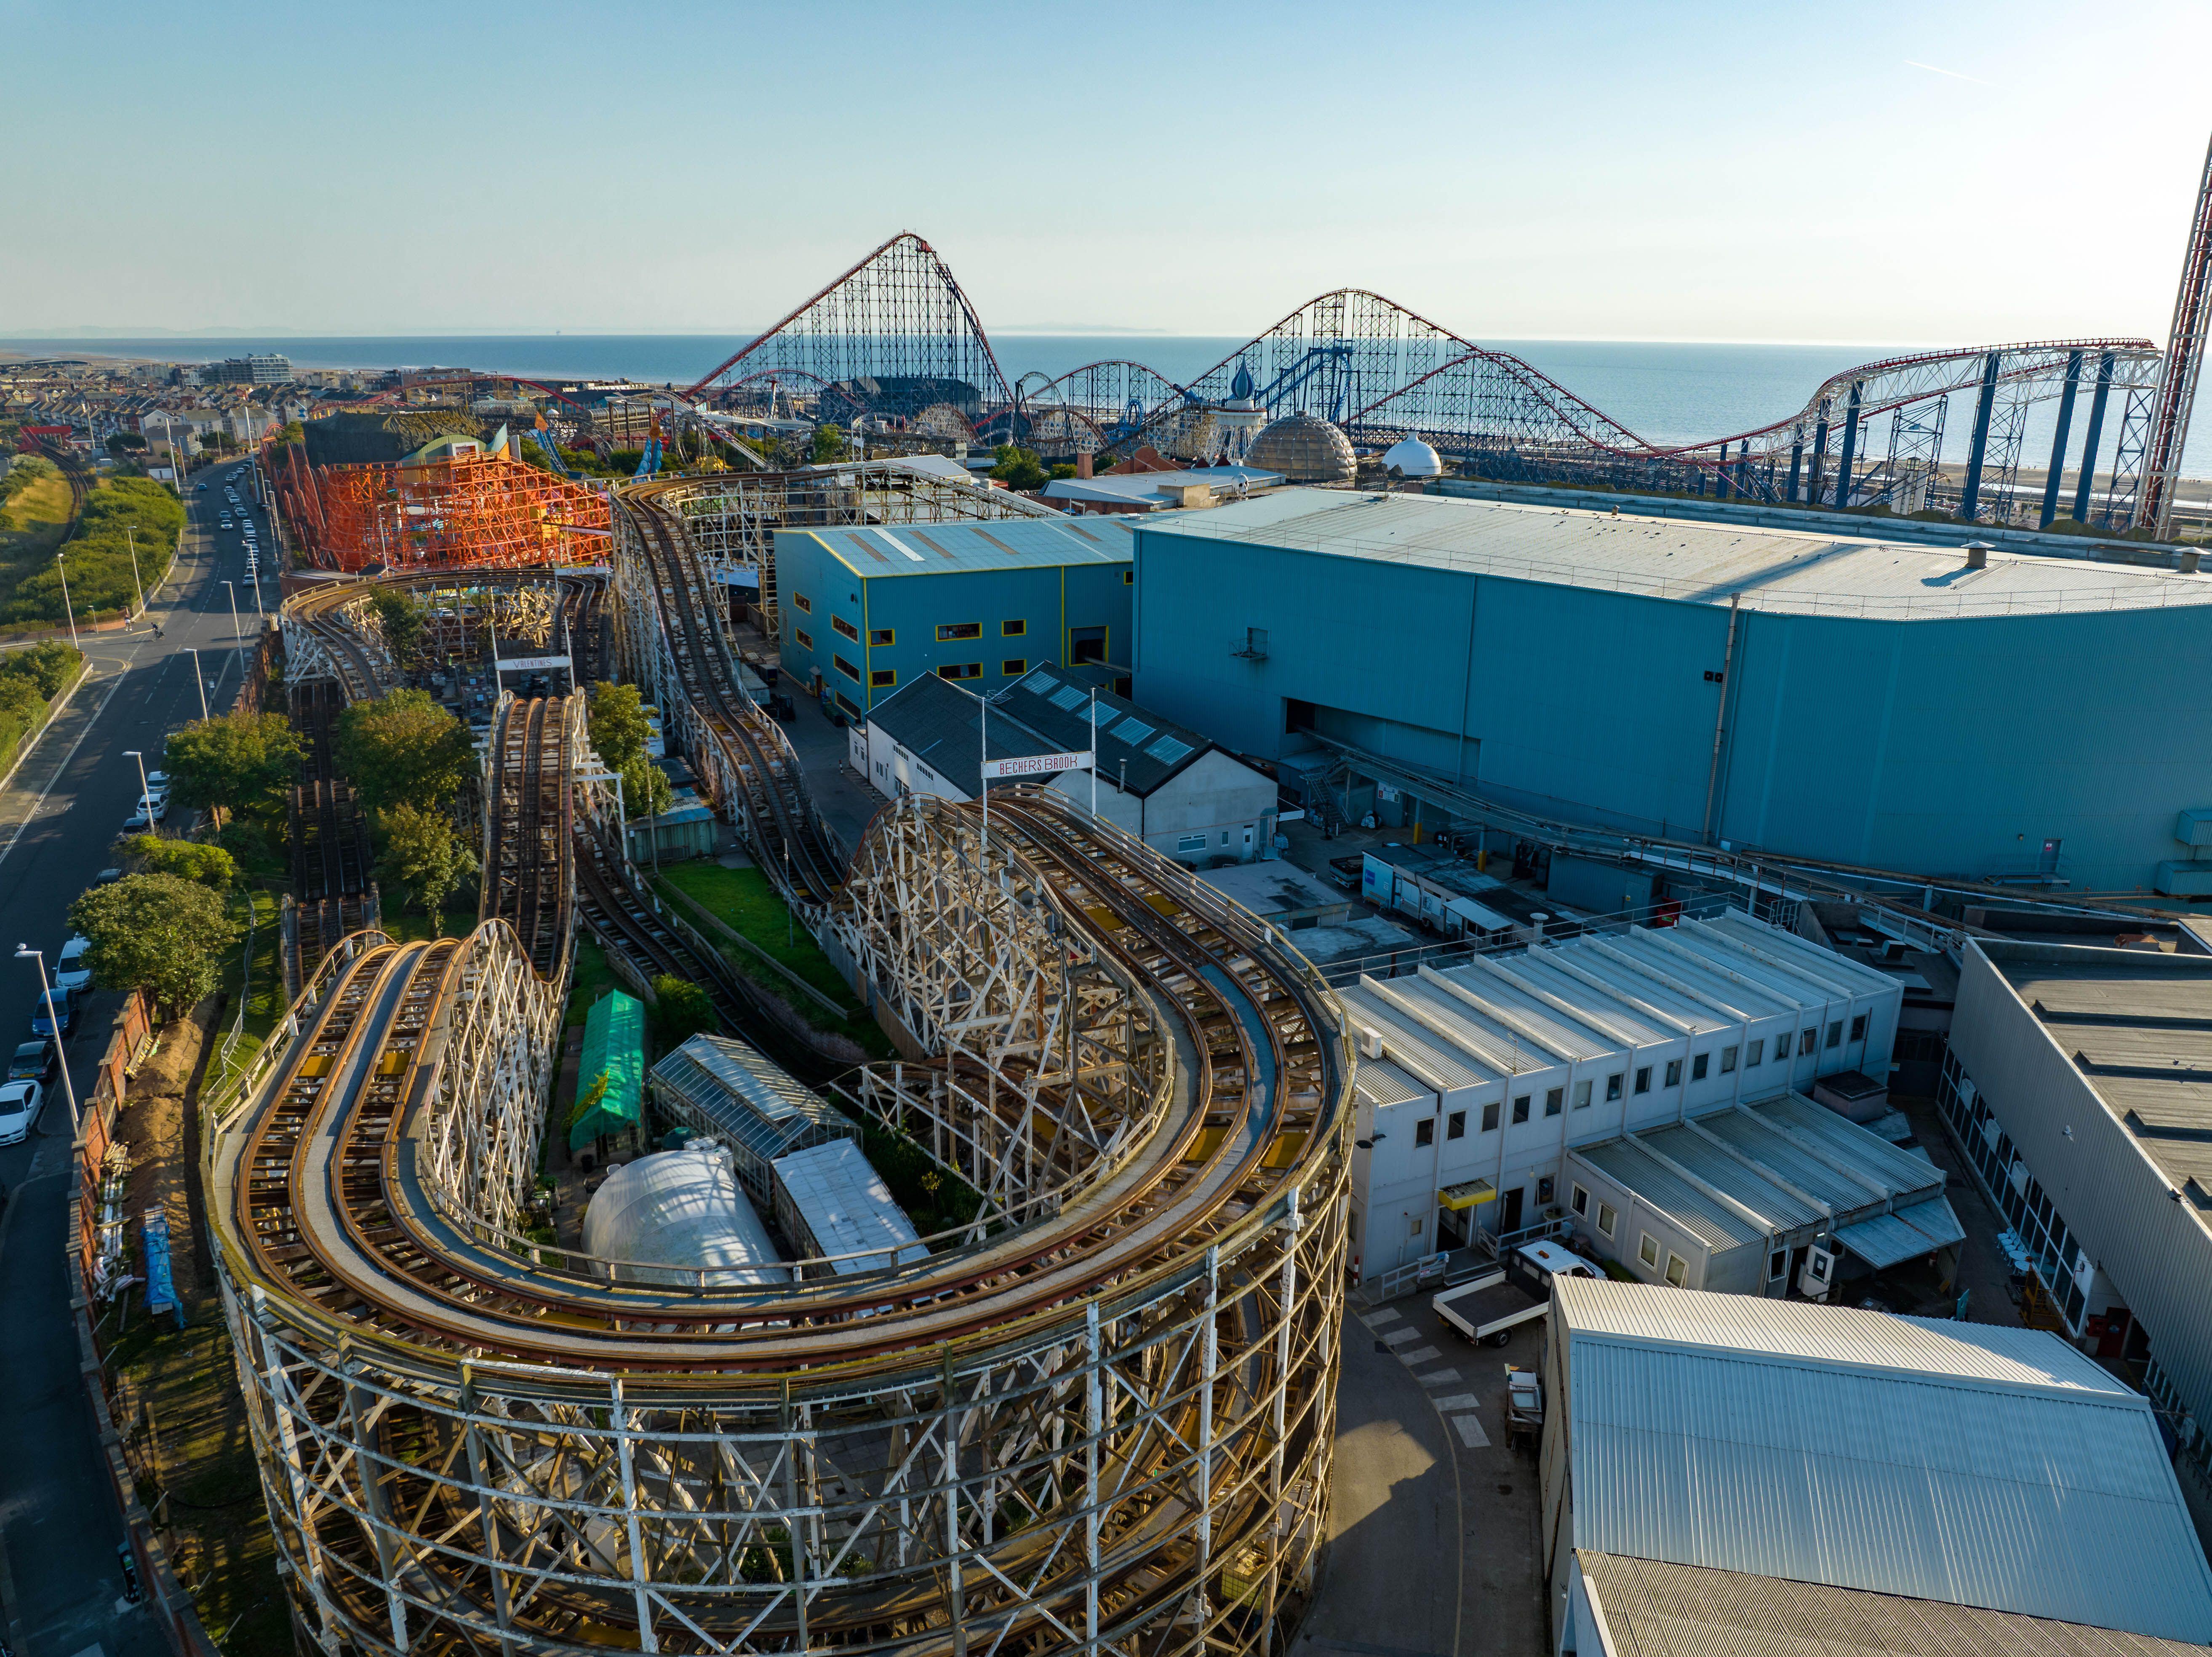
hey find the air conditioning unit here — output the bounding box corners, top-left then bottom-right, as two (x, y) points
(1359, 1028), (1384, 1060)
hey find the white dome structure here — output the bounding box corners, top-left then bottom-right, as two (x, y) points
(1382, 434), (1444, 480)
(582, 1141), (784, 1286)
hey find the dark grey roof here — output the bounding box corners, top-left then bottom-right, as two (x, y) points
(1577, 1552), (2212, 1657)
(865, 672), (1062, 798)
(992, 665), (1214, 798)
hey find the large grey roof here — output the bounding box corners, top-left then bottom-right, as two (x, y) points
(1993, 951), (2212, 1211)
(793, 513), (1135, 578)
(1558, 1278), (2212, 1642)
(1577, 1551), (2212, 1657)
(863, 672), (1064, 798)
(1155, 489), (2212, 620)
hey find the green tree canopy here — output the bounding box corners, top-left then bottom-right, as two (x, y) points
(163, 710), (301, 815)
(68, 873), (238, 1016)
(621, 754), (674, 822)
(587, 681), (653, 772)
(375, 803), (478, 929)
(336, 688), (476, 811)
(368, 590), (427, 661)
(117, 833), (235, 892)
(811, 423), (846, 464)
(650, 975), (716, 1046)
(990, 445), (1047, 490)
(0, 641), (81, 700)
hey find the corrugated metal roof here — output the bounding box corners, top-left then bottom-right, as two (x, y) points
(1748, 1093), (1955, 1198)
(1366, 972), (1556, 1073)
(805, 513), (1135, 577)
(1353, 1056), (1430, 1110)
(1694, 1105), (1935, 1217)
(1574, 1138), (1763, 1253)
(1630, 1121), (1825, 1232)
(1157, 489), (2212, 620)
(1835, 1195), (1968, 1270)
(1576, 1551), (2212, 1657)
(1336, 980), (1499, 1090)
(1559, 1280), (2212, 1641)
(1428, 959), (1622, 1061)
(1998, 957), (2212, 1205)
(771, 1139), (927, 1275)
(650, 1033), (856, 1166)
(1692, 913), (1902, 999)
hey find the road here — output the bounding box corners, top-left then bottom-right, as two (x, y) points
(1291, 1291), (1550, 1657)
(0, 458), (273, 1657)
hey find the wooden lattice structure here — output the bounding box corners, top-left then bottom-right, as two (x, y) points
(274, 445), (611, 572)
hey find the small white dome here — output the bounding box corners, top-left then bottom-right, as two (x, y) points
(1383, 434), (1443, 479)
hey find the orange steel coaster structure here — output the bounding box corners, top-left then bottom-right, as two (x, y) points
(275, 445), (611, 572)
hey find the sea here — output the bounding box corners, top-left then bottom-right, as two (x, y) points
(15, 333), (2208, 482)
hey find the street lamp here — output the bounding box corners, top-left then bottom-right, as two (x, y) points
(124, 524), (146, 621)
(53, 550), (78, 651)
(124, 749), (152, 834)
(221, 580), (241, 657)
(17, 946), (80, 1137)
(184, 647), (208, 720)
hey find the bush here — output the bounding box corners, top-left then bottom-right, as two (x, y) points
(649, 975), (716, 1047)
(5, 477), (187, 623)
(68, 873), (239, 1016)
(117, 833), (235, 892)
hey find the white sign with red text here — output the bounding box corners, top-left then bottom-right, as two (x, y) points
(981, 750), (1093, 780)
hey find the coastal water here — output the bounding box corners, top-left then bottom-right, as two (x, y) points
(14, 332), (2206, 481)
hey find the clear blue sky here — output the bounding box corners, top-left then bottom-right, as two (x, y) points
(5, 0), (2210, 344)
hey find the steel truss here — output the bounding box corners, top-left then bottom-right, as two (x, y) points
(273, 446), (613, 573)
(208, 791), (1354, 1657)
(640, 462), (1057, 641)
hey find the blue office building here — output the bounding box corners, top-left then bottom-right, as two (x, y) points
(776, 516), (1135, 720)
(1132, 489), (2212, 893)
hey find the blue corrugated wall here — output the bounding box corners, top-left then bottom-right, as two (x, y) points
(1134, 522), (2212, 892)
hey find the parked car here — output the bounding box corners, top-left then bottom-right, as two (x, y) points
(30, 987), (76, 1040)
(54, 936), (91, 994)
(8, 1040), (55, 1085)
(90, 866), (123, 888)
(0, 1081), (42, 1147)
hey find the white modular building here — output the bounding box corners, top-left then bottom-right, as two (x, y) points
(1342, 909), (1902, 1284)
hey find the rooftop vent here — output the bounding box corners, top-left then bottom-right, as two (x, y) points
(1963, 540), (1992, 571)
(2182, 548), (2202, 575)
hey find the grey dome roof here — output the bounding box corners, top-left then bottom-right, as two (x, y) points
(1249, 411), (1355, 484)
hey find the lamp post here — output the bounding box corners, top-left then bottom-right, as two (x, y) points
(123, 748), (152, 835)
(183, 647), (208, 719)
(125, 524), (146, 621)
(17, 946), (80, 1137)
(222, 580), (241, 657)
(53, 551), (78, 650)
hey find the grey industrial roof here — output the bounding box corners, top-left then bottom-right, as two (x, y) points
(1196, 860), (1344, 921)
(1557, 1277), (2212, 1642)
(1576, 1551), (2212, 1657)
(649, 1034), (856, 1167)
(1352, 1056), (1431, 1110)
(864, 672), (1065, 799)
(1041, 465), (1281, 507)
(993, 666), (1215, 798)
(1336, 979), (1497, 1092)
(771, 1139), (927, 1275)
(1996, 954), (2212, 1210)
(1834, 1195), (1968, 1270)
(1156, 489), (2212, 620)
(796, 512), (1135, 578)
(1574, 1136), (1766, 1253)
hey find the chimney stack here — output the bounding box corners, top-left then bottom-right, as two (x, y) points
(1963, 540), (1991, 571)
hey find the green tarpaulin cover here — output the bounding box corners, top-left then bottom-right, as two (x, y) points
(570, 989), (644, 1151)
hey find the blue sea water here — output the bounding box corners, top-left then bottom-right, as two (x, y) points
(13, 332), (2204, 481)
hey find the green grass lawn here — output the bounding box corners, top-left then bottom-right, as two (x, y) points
(201, 885), (283, 1103)
(0, 472), (75, 612)
(654, 861), (891, 1056)
(566, 934), (614, 1029)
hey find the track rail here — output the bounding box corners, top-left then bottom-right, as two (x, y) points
(208, 791), (1352, 1657)
(620, 484), (843, 906)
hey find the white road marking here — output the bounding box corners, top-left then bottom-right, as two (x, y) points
(1399, 1344), (1441, 1366)
(1452, 1414), (1489, 1449)
(1359, 1308), (1403, 1328)
(1415, 1368), (1461, 1386)
(1378, 1326), (1419, 1347)
(1430, 1393), (1480, 1412)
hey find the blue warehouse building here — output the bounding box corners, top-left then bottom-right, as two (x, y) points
(776, 516), (1136, 721)
(1132, 489), (2212, 894)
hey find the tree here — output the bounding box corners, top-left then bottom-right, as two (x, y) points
(621, 754), (674, 822)
(376, 803), (478, 930)
(117, 833), (235, 892)
(106, 432), (148, 456)
(163, 711), (301, 815)
(368, 590), (427, 661)
(336, 688), (476, 811)
(811, 423), (846, 464)
(650, 975), (716, 1046)
(990, 445), (1047, 490)
(68, 874), (238, 1016)
(587, 681), (653, 772)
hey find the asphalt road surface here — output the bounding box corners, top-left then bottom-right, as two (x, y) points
(0, 459), (273, 1657)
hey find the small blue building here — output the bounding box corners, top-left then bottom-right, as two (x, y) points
(1132, 488), (2212, 894)
(775, 515), (1136, 721)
